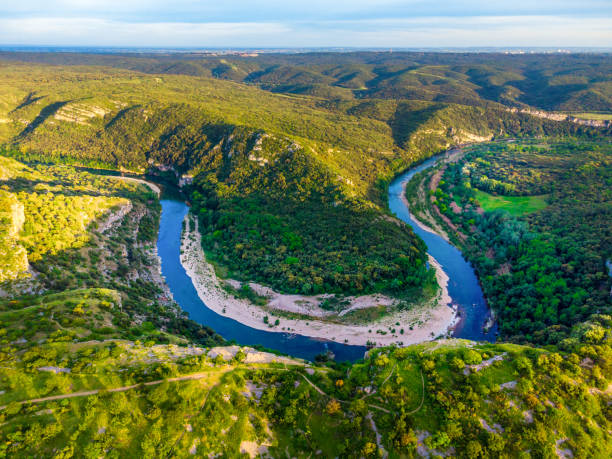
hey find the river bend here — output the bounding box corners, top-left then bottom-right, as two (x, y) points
(156, 151), (496, 362)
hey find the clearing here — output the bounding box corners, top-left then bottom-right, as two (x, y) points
(474, 190), (548, 216)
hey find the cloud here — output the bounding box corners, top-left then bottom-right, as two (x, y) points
(0, 17), (291, 47)
(311, 16), (612, 47)
(0, 15), (610, 47)
(1, 1), (611, 21)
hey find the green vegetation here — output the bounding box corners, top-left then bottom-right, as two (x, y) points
(0, 53), (611, 457)
(0, 154), (222, 346)
(191, 143), (436, 297)
(2, 51), (611, 111)
(410, 139), (612, 342)
(0, 58), (604, 303)
(0, 155), (126, 278)
(1, 314), (610, 457)
(473, 189), (548, 216)
(570, 112), (612, 121)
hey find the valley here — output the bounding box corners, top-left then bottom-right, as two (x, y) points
(0, 51), (610, 457)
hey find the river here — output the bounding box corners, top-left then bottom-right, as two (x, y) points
(388, 153), (497, 341)
(155, 151), (496, 362)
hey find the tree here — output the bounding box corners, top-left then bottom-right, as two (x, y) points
(362, 442), (378, 457)
(326, 399), (341, 415)
(466, 439), (483, 457)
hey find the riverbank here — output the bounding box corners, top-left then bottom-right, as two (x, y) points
(399, 147), (467, 243)
(108, 175), (161, 196)
(180, 214), (457, 347)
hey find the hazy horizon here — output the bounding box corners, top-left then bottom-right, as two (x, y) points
(2, 45), (612, 54)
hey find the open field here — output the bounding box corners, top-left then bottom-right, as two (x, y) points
(473, 189), (548, 216)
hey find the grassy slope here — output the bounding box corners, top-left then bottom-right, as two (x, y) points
(571, 112), (612, 121)
(1, 304), (610, 457)
(473, 189), (549, 216)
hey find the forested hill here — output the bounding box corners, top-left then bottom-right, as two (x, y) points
(0, 61), (603, 201)
(1, 51), (611, 112)
(0, 54), (610, 457)
(0, 59), (604, 299)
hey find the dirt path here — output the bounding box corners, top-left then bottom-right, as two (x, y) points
(0, 371), (224, 410)
(300, 373), (326, 396)
(367, 412), (388, 458)
(109, 176), (160, 196)
(407, 371), (425, 415)
(362, 363), (396, 399)
(381, 363), (397, 386)
(300, 373), (393, 414)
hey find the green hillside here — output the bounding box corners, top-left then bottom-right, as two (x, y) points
(0, 60), (602, 300)
(2, 51), (611, 112)
(0, 54), (610, 457)
(1, 288), (610, 457)
(0, 155), (221, 346)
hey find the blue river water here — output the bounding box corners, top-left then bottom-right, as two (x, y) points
(156, 152), (495, 362)
(388, 153), (497, 341)
(157, 199), (368, 362)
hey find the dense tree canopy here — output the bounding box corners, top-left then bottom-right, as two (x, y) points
(421, 140), (612, 342)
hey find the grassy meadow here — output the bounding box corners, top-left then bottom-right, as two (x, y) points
(473, 189), (548, 216)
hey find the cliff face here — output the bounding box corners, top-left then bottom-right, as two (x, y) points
(509, 107), (611, 128)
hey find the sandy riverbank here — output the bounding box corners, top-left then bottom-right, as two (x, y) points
(400, 190), (451, 242)
(180, 215), (457, 347)
(108, 175), (161, 196)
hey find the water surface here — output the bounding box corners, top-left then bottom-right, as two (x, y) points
(388, 154), (497, 341)
(155, 152), (495, 363)
(157, 199), (368, 362)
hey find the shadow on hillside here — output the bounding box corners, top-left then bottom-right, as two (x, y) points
(389, 103), (442, 149)
(10, 91), (45, 113)
(4, 176), (117, 199)
(16, 101), (70, 139)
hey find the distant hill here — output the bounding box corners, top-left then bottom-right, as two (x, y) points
(1, 51), (611, 112)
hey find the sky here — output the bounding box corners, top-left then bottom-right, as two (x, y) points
(0, 1), (611, 48)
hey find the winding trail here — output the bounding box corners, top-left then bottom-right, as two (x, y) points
(1, 364), (296, 410)
(361, 363), (396, 400)
(0, 371), (225, 410)
(407, 371), (425, 415)
(299, 373), (393, 414)
(108, 175), (161, 196)
(367, 412), (388, 458)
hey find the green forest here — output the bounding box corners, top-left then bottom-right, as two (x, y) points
(408, 139), (612, 343)
(190, 138), (436, 299)
(0, 52), (610, 457)
(2, 51), (611, 112)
